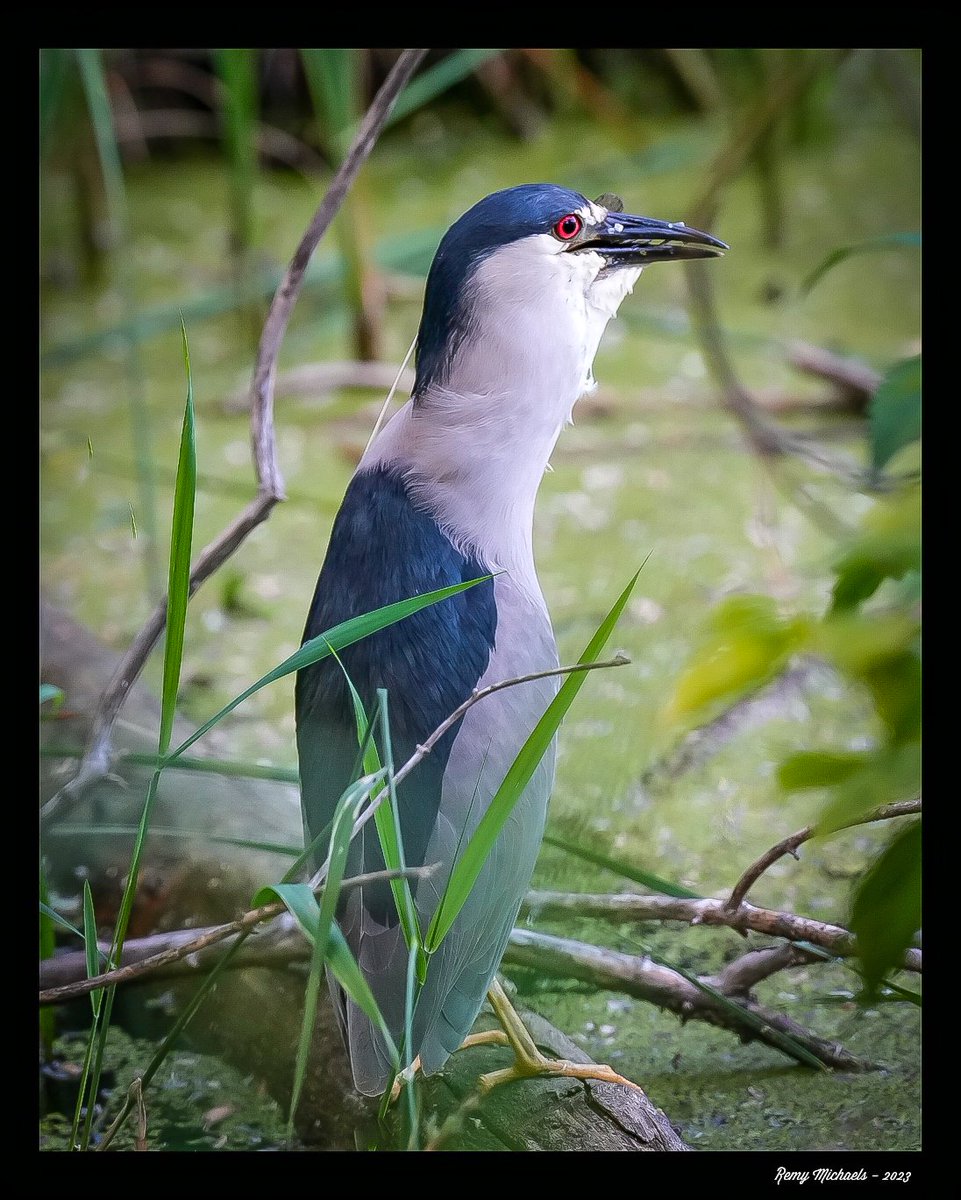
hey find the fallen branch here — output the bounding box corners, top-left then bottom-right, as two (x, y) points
(41, 48), (428, 827)
(39, 867), (434, 1005)
(503, 928), (871, 1072)
(725, 796), (921, 912)
(41, 911), (869, 1072)
(522, 890), (921, 973)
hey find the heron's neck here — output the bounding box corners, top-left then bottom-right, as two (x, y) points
(361, 380), (565, 599)
(361, 253), (640, 594)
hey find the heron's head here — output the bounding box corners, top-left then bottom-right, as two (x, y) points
(413, 183), (726, 398)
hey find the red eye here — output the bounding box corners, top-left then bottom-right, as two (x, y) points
(553, 213), (582, 241)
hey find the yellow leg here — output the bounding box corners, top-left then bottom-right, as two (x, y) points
(389, 1030), (511, 1102)
(389, 982), (642, 1100)
(479, 979), (644, 1095)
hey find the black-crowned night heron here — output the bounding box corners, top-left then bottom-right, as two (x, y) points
(296, 183), (726, 1096)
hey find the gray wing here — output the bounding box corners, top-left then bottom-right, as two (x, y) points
(331, 575), (559, 1093)
(406, 575), (559, 1076)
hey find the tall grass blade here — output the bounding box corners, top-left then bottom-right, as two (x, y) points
(50, 824), (300, 858)
(40, 901), (85, 941)
(330, 650), (422, 956)
(385, 49), (504, 128)
(159, 323), (197, 755)
(42, 745), (300, 784)
(169, 576), (491, 761)
(77, 330), (197, 1148)
(802, 231), (921, 295)
(301, 48), (377, 359)
(82, 882), (103, 1019)
(541, 833), (702, 899)
(287, 773), (376, 1141)
(426, 569), (642, 953)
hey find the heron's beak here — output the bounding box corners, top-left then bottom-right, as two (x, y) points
(577, 210), (727, 265)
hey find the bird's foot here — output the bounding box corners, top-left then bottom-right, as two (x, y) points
(478, 1050), (643, 1094)
(481, 976), (644, 1095)
(388, 1031), (510, 1103)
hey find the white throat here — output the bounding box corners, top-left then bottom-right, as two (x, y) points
(362, 237), (641, 599)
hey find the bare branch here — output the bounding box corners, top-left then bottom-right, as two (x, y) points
(38, 865), (434, 1006)
(522, 890), (921, 973)
(41, 49), (428, 827)
(710, 944), (809, 994)
(725, 796), (921, 912)
(503, 928), (871, 1072)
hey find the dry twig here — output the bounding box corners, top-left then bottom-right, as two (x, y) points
(522, 890), (921, 973)
(725, 797), (921, 912)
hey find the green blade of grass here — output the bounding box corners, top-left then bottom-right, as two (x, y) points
(40, 901), (85, 941)
(159, 322), (197, 756)
(287, 773), (374, 1140)
(426, 569), (642, 953)
(169, 576), (491, 761)
(384, 49), (503, 128)
(541, 832), (702, 900)
(82, 881), (103, 1019)
(801, 231), (920, 295)
(76, 330), (197, 1149)
(328, 648), (423, 958)
(42, 744), (300, 784)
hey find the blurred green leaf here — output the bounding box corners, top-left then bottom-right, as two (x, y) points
(870, 356), (921, 470)
(385, 49), (503, 129)
(802, 231), (920, 295)
(40, 48), (71, 158)
(214, 49), (259, 255)
(849, 820), (921, 999)
(862, 653), (921, 745)
(831, 488), (920, 612)
(818, 610), (919, 675)
(778, 750), (871, 791)
(665, 596), (810, 724)
(82, 881), (103, 1018)
(301, 48), (358, 158)
(816, 742), (920, 834)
